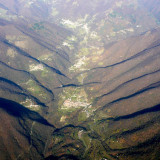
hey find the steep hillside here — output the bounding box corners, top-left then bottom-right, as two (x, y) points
(0, 0), (160, 160)
(0, 19), (74, 114)
(0, 98), (54, 160)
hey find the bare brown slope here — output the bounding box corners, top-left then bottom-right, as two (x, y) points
(45, 27), (160, 160)
(0, 19), (74, 115)
(84, 28), (160, 112)
(0, 98), (54, 160)
(75, 28), (160, 160)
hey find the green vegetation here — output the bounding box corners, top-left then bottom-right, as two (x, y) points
(51, 8), (59, 16)
(98, 62), (104, 66)
(85, 140), (109, 160)
(25, 79), (48, 100)
(106, 137), (124, 149)
(38, 54), (52, 61)
(109, 11), (121, 18)
(78, 112), (88, 122)
(41, 68), (50, 77)
(113, 25), (124, 32)
(130, 15), (136, 23)
(0, 8), (17, 20)
(58, 87), (94, 123)
(32, 22), (45, 30)
(0, 8), (7, 15)
(77, 73), (87, 84)
(156, 19), (160, 25)
(80, 132), (91, 149)
(20, 98), (41, 111)
(79, 48), (90, 56)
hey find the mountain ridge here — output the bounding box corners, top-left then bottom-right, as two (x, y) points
(0, 0), (160, 159)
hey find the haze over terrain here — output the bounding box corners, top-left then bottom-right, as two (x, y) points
(0, 0), (160, 159)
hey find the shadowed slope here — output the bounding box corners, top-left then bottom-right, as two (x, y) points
(0, 98), (55, 160)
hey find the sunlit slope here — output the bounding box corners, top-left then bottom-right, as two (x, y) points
(0, 0), (160, 160)
(80, 29), (160, 159)
(0, 20), (74, 112)
(0, 0), (159, 43)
